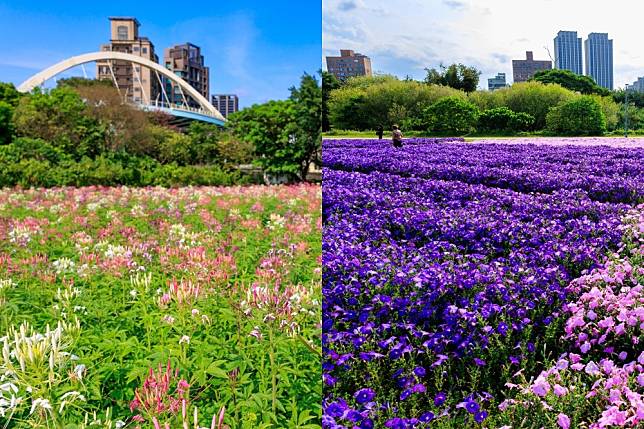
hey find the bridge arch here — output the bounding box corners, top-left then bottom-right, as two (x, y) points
(17, 51), (226, 122)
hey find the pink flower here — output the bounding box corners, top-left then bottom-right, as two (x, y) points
(557, 413), (570, 429)
(531, 377), (550, 397)
(585, 361), (600, 376)
(580, 342), (591, 353)
(553, 384), (568, 397)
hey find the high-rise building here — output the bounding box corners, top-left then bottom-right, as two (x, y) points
(512, 51), (552, 83)
(163, 43), (209, 108)
(488, 72), (507, 90)
(96, 17), (160, 104)
(212, 94), (239, 118)
(630, 77), (644, 93)
(325, 50), (372, 80)
(554, 31), (583, 75)
(585, 33), (613, 90)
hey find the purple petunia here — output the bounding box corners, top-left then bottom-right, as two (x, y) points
(354, 388), (376, 404)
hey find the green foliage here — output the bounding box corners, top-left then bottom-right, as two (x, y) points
(546, 95), (607, 135)
(590, 94), (620, 130)
(424, 63), (481, 93)
(0, 185), (321, 427)
(328, 75), (465, 130)
(57, 76), (115, 88)
(322, 71), (341, 132)
(531, 69), (610, 96)
(228, 72), (321, 180)
(288, 73), (322, 177)
(0, 82), (22, 106)
(186, 121), (222, 165)
(228, 99), (296, 175)
(612, 88), (644, 107)
(157, 131), (193, 165)
(423, 96), (480, 135)
(0, 101), (13, 144)
(494, 81), (575, 129)
(13, 87), (107, 159)
(477, 107), (535, 132)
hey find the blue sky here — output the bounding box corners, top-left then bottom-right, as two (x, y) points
(324, 0), (644, 89)
(0, 0), (321, 108)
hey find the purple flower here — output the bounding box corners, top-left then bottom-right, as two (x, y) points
(434, 392), (447, 406)
(474, 410), (488, 423)
(419, 412), (435, 423)
(354, 388), (376, 404)
(465, 400), (480, 414)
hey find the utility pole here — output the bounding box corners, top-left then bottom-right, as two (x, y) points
(624, 84), (630, 138)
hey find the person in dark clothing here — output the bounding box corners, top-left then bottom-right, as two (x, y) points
(376, 125), (384, 140)
(392, 125), (403, 148)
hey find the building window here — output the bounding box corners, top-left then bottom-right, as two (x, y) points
(117, 25), (128, 40)
(142, 47), (148, 54)
(133, 46), (139, 52)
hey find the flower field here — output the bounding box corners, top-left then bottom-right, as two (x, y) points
(0, 185), (322, 428)
(322, 138), (644, 428)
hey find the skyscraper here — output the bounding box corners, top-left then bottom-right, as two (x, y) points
(325, 50), (372, 80)
(554, 31), (583, 75)
(512, 51), (552, 83)
(96, 17), (160, 104)
(211, 94), (239, 118)
(585, 33), (613, 90)
(163, 43), (210, 107)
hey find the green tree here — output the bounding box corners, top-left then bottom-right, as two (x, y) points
(0, 82), (22, 106)
(546, 95), (606, 135)
(612, 89), (644, 108)
(423, 96), (480, 135)
(424, 63), (481, 92)
(13, 87), (107, 159)
(186, 122), (221, 164)
(531, 69), (610, 96)
(322, 71), (340, 132)
(497, 81), (574, 129)
(227, 100), (296, 177)
(328, 75), (464, 130)
(0, 101), (13, 145)
(57, 77), (114, 89)
(288, 73), (322, 178)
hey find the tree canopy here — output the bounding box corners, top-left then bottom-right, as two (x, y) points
(424, 63), (481, 93)
(530, 69), (610, 96)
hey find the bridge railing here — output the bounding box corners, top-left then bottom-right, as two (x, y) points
(144, 100), (218, 118)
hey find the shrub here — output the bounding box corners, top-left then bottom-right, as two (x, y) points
(490, 81), (575, 129)
(328, 76), (465, 130)
(477, 107), (534, 132)
(546, 96), (606, 135)
(423, 96), (480, 135)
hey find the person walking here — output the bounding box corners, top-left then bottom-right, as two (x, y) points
(392, 124), (403, 148)
(376, 125), (384, 140)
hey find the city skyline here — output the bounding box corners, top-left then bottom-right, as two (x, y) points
(323, 0), (643, 89)
(0, 0), (320, 108)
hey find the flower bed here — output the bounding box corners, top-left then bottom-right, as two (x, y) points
(322, 138), (644, 428)
(0, 185), (321, 428)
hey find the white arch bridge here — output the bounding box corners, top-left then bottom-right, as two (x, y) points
(17, 51), (226, 127)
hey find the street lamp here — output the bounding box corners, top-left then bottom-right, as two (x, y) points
(624, 84), (629, 138)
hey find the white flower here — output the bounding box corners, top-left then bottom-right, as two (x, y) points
(73, 364), (86, 380)
(30, 398), (52, 415)
(179, 335), (190, 345)
(130, 289), (137, 299)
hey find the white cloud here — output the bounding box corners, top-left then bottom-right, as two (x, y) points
(323, 0), (644, 88)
